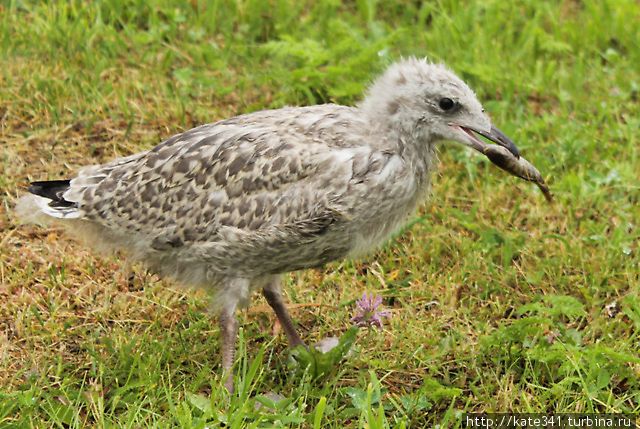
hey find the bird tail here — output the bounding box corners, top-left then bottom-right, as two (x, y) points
(16, 179), (81, 222)
(28, 180), (74, 206)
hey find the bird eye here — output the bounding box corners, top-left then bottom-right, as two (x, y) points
(438, 97), (456, 111)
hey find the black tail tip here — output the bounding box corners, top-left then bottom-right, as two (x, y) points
(28, 179), (76, 208)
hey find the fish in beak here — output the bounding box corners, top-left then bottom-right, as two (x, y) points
(456, 124), (553, 202)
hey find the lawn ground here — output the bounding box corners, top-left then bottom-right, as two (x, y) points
(0, 0), (639, 427)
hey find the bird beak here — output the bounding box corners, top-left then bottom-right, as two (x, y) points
(457, 125), (521, 159)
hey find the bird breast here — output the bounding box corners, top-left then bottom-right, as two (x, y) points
(343, 151), (430, 257)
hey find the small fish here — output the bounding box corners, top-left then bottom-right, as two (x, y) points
(482, 144), (553, 202)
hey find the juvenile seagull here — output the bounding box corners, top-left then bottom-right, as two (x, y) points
(18, 58), (521, 389)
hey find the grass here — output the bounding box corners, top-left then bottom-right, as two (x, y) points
(0, 0), (639, 426)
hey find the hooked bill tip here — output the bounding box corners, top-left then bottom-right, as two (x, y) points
(474, 126), (521, 158)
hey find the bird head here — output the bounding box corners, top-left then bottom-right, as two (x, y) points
(361, 58), (520, 158)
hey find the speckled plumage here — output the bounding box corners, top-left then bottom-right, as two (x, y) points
(30, 105), (431, 290)
(18, 58), (519, 389)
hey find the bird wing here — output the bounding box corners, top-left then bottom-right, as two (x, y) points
(63, 105), (381, 267)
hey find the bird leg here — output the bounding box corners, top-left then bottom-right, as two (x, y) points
(219, 307), (238, 392)
(262, 277), (305, 348)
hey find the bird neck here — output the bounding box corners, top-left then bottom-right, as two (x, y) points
(362, 114), (438, 193)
